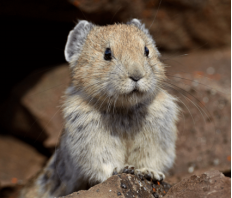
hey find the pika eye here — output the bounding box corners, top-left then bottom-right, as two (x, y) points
(104, 48), (112, 61)
(144, 46), (149, 57)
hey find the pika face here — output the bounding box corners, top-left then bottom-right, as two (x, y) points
(65, 19), (166, 109)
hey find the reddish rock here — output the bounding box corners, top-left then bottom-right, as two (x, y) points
(60, 170), (230, 198)
(0, 100), (47, 144)
(166, 170), (231, 198)
(21, 64), (70, 147)
(0, 135), (46, 187)
(60, 173), (171, 198)
(69, 0), (230, 51)
(162, 48), (231, 184)
(0, 64), (70, 148)
(1, 0), (230, 51)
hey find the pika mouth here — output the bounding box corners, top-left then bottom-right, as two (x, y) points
(131, 88), (139, 94)
(130, 87), (144, 96)
(127, 85), (144, 95)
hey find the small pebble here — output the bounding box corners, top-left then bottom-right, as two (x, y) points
(210, 89), (217, 95)
(117, 192), (122, 196)
(192, 80), (199, 87)
(188, 166), (194, 173)
(206, 67), (215, 75)
(203, 186), (209, 192)
(201, 137), (206, 144)
(152, 192), (159, 198)
(203, 96), (209, 103)
(121, 183), (127, 189)
(190, 175), (197, 180)
(139, 175), (144, 180)
(213, 158), (220, 166)
(130, 169), (134, 174)
(123, 169), (129, 174)
(218, 103), (225, 109)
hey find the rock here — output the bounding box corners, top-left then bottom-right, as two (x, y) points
(20, 64), (70, 147)
(165, 170), (231, 198)
(0, 100), (47, 144)
(0, 64), (70, 148)
(0, 135), (46, 187)
(1, 0), (230, 51)
(59, 173), (171, 198)
(162, 48), (231, 184)
(59, 170), (230, 198)
(70, 0), (230, 51)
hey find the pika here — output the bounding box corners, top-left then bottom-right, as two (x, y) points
(20, 19), (179, 198)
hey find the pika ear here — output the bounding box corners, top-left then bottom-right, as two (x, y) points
(127, 18), (142, 27)
(64, 20), (95, 63)
(127, 18), (150, 36)
(127, 18), (160, 56)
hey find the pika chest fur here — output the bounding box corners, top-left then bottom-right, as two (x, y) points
(20, 19), (179, 198)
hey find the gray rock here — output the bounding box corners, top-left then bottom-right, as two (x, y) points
(59, 170), (230, 198)
(166, 170), (231, 198)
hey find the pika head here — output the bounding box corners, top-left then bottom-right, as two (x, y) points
(65, 19), (166, 109)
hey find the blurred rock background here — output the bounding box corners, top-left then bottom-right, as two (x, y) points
(0, 0), (230, 197)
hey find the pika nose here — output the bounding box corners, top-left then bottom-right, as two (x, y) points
(129, 75), (143, 82)
(128, 65), (144, 82)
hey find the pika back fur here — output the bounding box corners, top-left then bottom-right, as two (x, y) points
(20, 19), (179, 198)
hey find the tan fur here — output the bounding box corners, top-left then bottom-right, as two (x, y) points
(20, 20), (179, 198)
